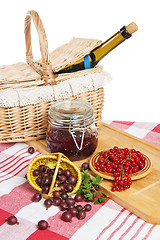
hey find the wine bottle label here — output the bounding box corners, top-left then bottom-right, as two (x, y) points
(84, 55), (91, 69)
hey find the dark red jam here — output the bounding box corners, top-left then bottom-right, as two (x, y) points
(46, 125), (98, 161)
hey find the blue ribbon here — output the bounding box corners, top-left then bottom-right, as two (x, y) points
(84, 55), (91, 69)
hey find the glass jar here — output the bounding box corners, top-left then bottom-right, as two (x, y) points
(46, 99), (98, 161)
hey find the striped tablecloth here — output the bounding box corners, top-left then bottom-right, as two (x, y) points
(0, 121), (160, 240)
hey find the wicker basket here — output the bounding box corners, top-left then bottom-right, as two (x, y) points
(27, 153), (82, 196)
(0, 10), (111, 143)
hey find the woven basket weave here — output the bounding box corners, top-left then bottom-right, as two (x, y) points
(27, 153), (82, 196)
(0, 10), (109, 143)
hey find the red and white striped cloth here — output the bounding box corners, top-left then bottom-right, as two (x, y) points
(0, 121), (160, 240)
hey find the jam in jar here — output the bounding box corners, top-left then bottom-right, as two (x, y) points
(46, 99), (98, 161)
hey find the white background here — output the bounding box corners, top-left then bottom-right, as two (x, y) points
(0, 0), (159, 122)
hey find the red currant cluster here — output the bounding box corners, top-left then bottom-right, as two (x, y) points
(95, 146), (146, 192)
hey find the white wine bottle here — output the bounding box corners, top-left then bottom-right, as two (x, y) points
(56, 22), (138, 74)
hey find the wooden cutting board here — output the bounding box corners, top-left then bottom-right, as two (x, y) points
(27, 122), (160, 224)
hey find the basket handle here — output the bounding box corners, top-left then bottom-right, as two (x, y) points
(24, 10), (57, 84)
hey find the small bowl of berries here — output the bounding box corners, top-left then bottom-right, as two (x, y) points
(89, 146), (153, 192)
(27, 152), (82, 197)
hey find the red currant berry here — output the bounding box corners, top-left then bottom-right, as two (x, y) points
(113, 146), (119, 151)
(95, 162), (100, 167)
(119, 180), (124, 185)
(113, 181), (118, 187)
(139, 162), (145, 169)
(104, 152), (109, 158)
(111, 187), (116, 192)
(115, 176), (119, 181)
(102, 166), (107, 172)
(128, 180), (132, 185)
(114, 172), (120, 177)
(96, 166), (101, 171)
(131, 149), (136, 153)
(100, 151), (105, 156)
(128, 169), (132, 174)
(120, 186), (124, 191)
